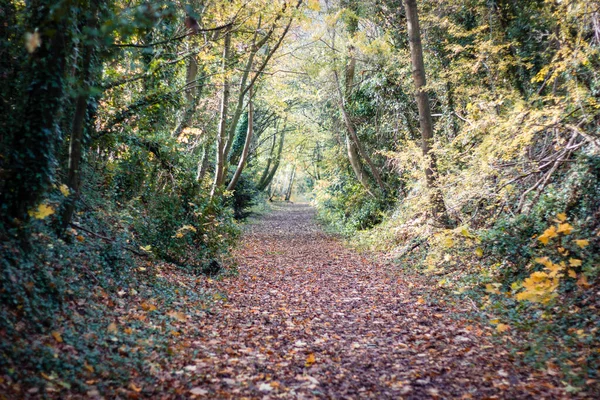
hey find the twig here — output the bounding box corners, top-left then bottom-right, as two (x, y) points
(70, 223), (148, 257)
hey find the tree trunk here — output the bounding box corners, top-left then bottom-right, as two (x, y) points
(285, 166), (296, 201)
(196, 140), (211, 184)
(334, 2), (386, 195)
(257, 129), (278, 188)
(172, 55), (205, 138)
(257, 129), (285, 191)
(59, 2), (100, 233)
(0, 0), (69, 222)
(211, 29), (232, 197)
(227, 94), (253, 191)
(403, 0), (449, 226)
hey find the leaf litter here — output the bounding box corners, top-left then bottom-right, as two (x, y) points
(6, 203), (573, 398)
(173, 203), (566, 398)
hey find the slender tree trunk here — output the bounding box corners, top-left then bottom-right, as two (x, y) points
(60, 49), (93, 232)
(338, 98), (385, 193)
(172, 56), (205, 138)
(404, 0), (449, 226)
(196, 140), (211, 184)
(227, 93), (253, 191)
(257, 129), (285, 191)
(59, 3), (100, 233)
(285, 166), (296, 201)
(211, 29), (232, 197)
(333, 2), (386, 195)
(258, 129), (278, 187)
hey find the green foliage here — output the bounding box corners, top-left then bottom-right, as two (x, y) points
(229, 173), (260, 220)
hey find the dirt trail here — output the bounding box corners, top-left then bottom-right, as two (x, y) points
(187, 203), (563, 399)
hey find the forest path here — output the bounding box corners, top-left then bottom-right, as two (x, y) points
(186, 203), (563, 399)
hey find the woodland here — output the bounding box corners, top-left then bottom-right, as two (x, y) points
(0, 0), (599, 398)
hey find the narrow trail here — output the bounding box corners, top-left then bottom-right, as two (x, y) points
(187, 203), (563, 399)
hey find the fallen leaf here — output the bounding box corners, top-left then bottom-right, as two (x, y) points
(258, 382), (273, 392)
(569, 258), (582, 267)
(140, 302), (157, 311)
(305, 353), (316, 367)
(51, 331), (63, 343)
(107, 322), (118, 333)
(57, 184), (70, 197)
(129, 382), (142, 392)
(29, 203), (55, 220)
(190, 387), (208, 395)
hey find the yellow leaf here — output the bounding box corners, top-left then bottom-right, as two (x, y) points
(172, 225), (197, 239)
(569, 258), (582, 267)
(475, 247), (484, 258)
(556, 213), (567, 222)
(107, 322), (118, 333)
(545, 263), (563, 278)
(140, 302), (157, 312)
(443, 236), (454, 248)
(568, 269), (577, 278)
(538, 226), (557, 245)
(129, 383), (142, 392)
(28, 203), (55, 219)
(535, 257), (553, 268)
(577, 275), (591, 289)
(557, 223), (573, 235)
(51, 331), (63, 343)
(307, 0), (321, 11)
(83, 361), (94, 373)
(575, 239), (589, 248)
(305, 353), (316, 367)
(485, 283), (501, 294)
(496, 323), (510, 333)
(76, 235), (85, 242)
(516, 272), (559, 304)
(59, 184), (70, 196)
(167, 311), (187, 322)
(417, 297), (425, 304)
(490, 319), (500, 324)
(41, 372), (54, 381)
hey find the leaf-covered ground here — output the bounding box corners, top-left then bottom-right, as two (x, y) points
(166, 203), (568, 399)
(3, 203), (580, 399)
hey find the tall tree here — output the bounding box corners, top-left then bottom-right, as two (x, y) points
(227, 91), (254, 191)
(0, 0), (71, 222)
(403, 0), (449, 226)
(334, 0), (386, 196)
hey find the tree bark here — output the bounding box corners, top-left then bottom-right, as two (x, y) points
(172, 55), (205, 138)
(285, 165), (296, 201)
(333, 1), (386, 195)
(59, 42), (94, 232)
(197, 139), (212, 184)
(227, 93), (253, 191)
(257, 128), (278, 187)
(403, 0), (449, 226)
(257, 129), (285, 191)
(211, 28), (232, 197)
(0, 0), (69, 221)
